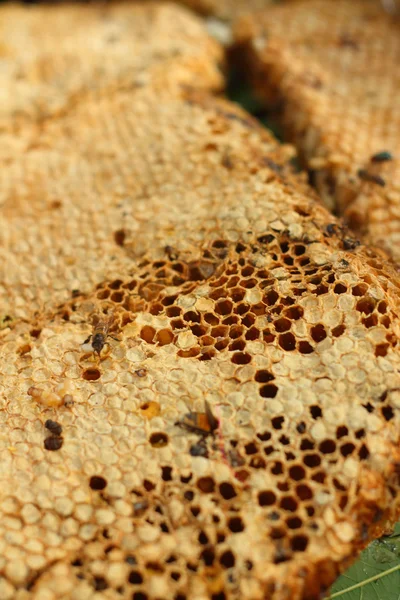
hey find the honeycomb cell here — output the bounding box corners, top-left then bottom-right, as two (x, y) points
(260, 384), (278, 399)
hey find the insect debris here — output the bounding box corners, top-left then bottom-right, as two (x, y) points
(44, 434), (63, 451)
(176, 400), (219, 437)
(189, 439), (209, 458)
(165, 245), (179, 261)
(357, 169), (386, 187)
(45, 419), (62, 436)
(342, 237), (361, 251)
(134, 368), (147, 377)
(371, 150), (393, 163)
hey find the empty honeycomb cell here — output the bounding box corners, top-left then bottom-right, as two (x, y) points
(255, 370), (274, 383)
(229, 325), (244, 339)
(274, 318), (291, 333)
(219, 482), (237, 500)
(204, 313), (219, 326)
(258, 491), (276, 506)
(197, 477), (215, 493)
(199, 349), (216, 360)
(211, 325), (228, 338)
(289, 466), (306, 481)
(194, 327), (209, 340)
(319, 440), (336, 454)
(264, 290), (279, 306)
(296, 485), (313, 501)
(184, 311), (201, 323)
(171, 318), (186, 330)
(332, 324), (346, 337)
(109, 279), (123, 290)
(166, 306), (181, 318)
(111, 291), (125, 303)
(378, 300), (388, 314)
(129, 571), (143, 584)
(291, 535), (308, 552)
(310, 406), (322, 420)
(280, 497), (298, 512)
(284, 305), (303, 320)
(156, 329), (174, 345)
(279, 333), (296, 351)
(228, 517), (244, 533)
(231, 352), (251, 364)
(219, 551), (235, 569)
(149, 433), (169, 448)
(359, 444), (370, 460)
(336, 426), (348, 439)
(382, 406), (395, 421)
(215, 300), (233, 315)
(82, 368), (101, 381)
(140, 326), (156, 344)
(260, 384), (278, 399)
(97, 289), (110, 300)
(298, 341), (314, 354)
(356, 298), (376, 315)
(229, 339), (246, 352)
(93, 576), (108, 591)
(363, 314), (378, 328)
(334, 283), (347, 295)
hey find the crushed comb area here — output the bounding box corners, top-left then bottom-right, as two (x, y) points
(234, 0), (400, 261)
(1, 2), (400, 600)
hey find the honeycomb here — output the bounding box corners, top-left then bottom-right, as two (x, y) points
(0, 84), (303, 323)
(0, 1), (223, 131)
(234, 0), (400, 261)
(2, 87), (400, 598)
(157, 0), (274, 21)
(1, 3), (400, 600)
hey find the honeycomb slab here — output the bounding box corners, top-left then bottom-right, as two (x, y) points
(0, 1), (223, 130)
(1, 2), (400, 600)
(2, 86), (400, 598)
(234, 0), (400, 261)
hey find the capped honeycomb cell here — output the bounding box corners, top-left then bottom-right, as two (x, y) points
(234, 0), (400, 261)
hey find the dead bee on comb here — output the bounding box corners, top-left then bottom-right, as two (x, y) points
(176, 400), (219, 436)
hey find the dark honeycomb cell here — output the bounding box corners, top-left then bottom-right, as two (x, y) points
(82, 368), (101, 381)
(149, 433), (169, 448)
(89, 476), (107, 490)
(260, 384), (278, 398)
(279, 333), (296, 351)
(197, 477), (215, 493)
(258, 491), (276, 506)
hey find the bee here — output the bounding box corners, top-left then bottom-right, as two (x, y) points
(82, 312), (116, 357)
(176, 400), (219, 436)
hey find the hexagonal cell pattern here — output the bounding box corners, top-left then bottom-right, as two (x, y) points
(1, 3), (400, 600)
(234, 0), (400, 261)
